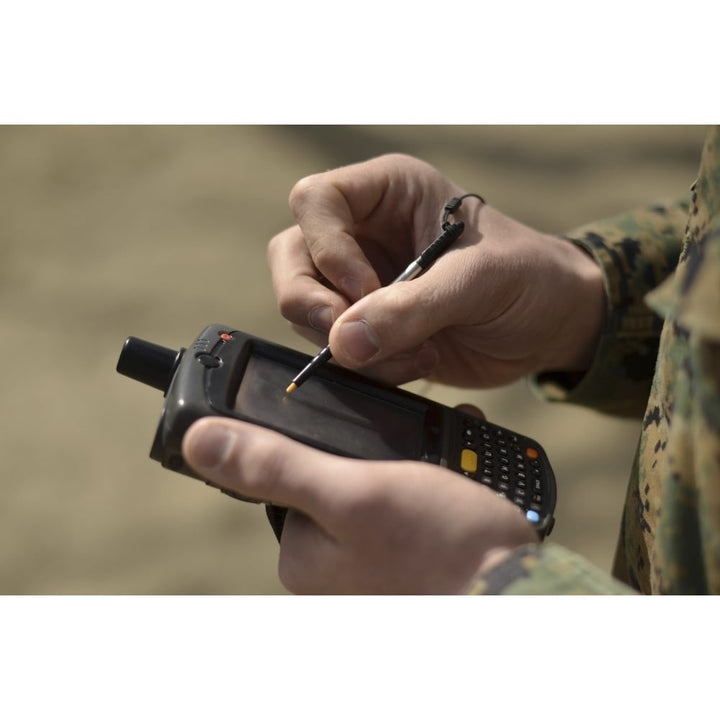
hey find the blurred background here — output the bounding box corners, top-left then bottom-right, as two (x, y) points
(0, 125), (708, 594)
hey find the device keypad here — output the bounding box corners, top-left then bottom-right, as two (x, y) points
(457, 417), (544, 513)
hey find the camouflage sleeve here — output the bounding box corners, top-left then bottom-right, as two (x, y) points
(644, 209), (720, 593)
(530, 197), (690, 418)
(465, 543), (636, 594)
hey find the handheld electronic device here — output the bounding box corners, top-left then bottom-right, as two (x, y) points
(117, 324), (556, 538)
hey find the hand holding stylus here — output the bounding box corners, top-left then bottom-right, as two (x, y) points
(286, 219), (466, 393)
(268, 153), (605, 390)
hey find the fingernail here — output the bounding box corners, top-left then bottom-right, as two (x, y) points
(309, 305), (334, 333)
(186, 423), (235, 471)
(337, 320), (380, 363)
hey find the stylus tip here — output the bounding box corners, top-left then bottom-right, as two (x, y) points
(285, 382), (297, 395)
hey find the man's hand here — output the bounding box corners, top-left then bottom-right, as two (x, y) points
(182, 417), (539, 594)
(268, 153), (605, 388)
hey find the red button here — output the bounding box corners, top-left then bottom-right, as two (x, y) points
(220, 333), (233, 342)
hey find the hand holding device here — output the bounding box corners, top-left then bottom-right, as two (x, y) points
(182, 416), (541, 594)
(117, 326), (557, 544)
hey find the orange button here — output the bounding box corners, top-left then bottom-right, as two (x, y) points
(460, 448), (478, 474)
(525, 447), (539, 460)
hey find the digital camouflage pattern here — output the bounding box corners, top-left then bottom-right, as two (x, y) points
(468, 126), (720, 594)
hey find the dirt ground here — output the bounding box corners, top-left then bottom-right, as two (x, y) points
(0, 125), (708, 594)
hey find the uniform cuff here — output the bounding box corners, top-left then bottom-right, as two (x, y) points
(465, 543), (636, 595)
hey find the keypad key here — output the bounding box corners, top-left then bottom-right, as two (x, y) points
(460, 448), (479, 474)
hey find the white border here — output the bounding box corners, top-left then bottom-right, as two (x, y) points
(0, 3), (713, 123)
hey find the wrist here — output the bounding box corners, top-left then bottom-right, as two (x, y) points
(537, 236), (606, 374)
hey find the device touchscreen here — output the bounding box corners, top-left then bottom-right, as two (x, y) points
(234, 351), (426, 461)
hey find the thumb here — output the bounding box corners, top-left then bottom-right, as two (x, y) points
(182, 417), (346, 525)
(328, 272), (461, 369)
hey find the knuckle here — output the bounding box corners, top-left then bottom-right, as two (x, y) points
(276, 286), (304, 321)
(266, 231), (285, 262)
(266, 225), (303, 268)
(224, 432), (284, 501)
(378, 152), (436, 176)
(378, 151), (415, 166)
(288, 175), (320, 216)
(276, 292), (297, 321)
(309, 244), (339, 276)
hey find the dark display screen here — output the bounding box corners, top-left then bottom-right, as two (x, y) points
(234, 352), (426, 460)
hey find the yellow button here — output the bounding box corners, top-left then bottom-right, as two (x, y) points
(525, 447), (539, 460)
(460, 448), (478, 474)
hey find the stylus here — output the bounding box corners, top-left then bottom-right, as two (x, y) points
(285, 221), (465, 394)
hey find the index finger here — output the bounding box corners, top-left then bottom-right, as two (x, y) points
(267, 224), (351, 332)
(288, 162), (390, 302)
